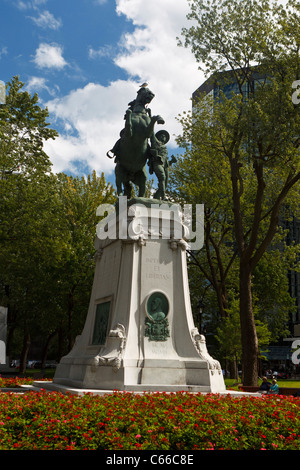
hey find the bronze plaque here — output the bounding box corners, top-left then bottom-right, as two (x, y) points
(92, 301), (111, 345)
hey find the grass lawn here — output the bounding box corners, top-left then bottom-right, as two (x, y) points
(2, 370), (300, 390)
(225, 378), (300, 390)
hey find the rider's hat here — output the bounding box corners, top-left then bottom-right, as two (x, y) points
(155, 130), (170, 143)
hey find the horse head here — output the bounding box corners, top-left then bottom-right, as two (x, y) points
(128, 87), (155, 113)
(137, 87), (155, 105)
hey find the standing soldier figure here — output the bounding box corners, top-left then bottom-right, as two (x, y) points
(148, 130), (176, 200)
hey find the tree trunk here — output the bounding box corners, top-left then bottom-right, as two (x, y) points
(6, 324), (16, 360)
(57, 326), (64, 362)
(229, 358), (238, 380)
(4, 285), (17, 359)
(239, 261), (259, 386)
(41, 330), (58, 369)
(19, 330), (31, 375)
(67, 291), (74, 351)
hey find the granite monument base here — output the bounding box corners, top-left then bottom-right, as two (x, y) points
(47, 200), (225, 394)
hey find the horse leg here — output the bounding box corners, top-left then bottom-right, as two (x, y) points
(115, 164), (123, 195)
(115, 163), (130, 196)
(134, 168), (147, 198)
(124, 181), (133, 199)
(146, 115), (165, 138)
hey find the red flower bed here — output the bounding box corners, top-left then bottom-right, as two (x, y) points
(0, 377), (36, 388)
(0, 390), (299, 450)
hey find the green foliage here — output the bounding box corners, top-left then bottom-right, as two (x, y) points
(0, 77), (63, 365)
(253, 246), (299, 341)
(0, 76), (116, 363)
(172, 0), (300, 382)
(50, 172), (115, 351)
(215, 295), (273, 364)
(0, 76), (57, 177)
(215, 298), (242, 364)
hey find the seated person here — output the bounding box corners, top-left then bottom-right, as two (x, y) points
(269, 379), (279, 394)
(259, 376), (271, 394)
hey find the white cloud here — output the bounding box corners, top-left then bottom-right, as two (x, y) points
(33, 0), (48, 6)
(44, 80), (137, 175)
(26, 76), (59, 97)
(33, 43), (67, 69)
(29, 10), (62, 29)
(15, 0), (47, 10)
(115, 0), (202, 137)
(44, 0), (203, 178)
(0, 46), (8, 59)
(88, 45), (115, 59)
(14, 1), (32, 9)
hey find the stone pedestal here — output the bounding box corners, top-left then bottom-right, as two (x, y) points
(51, 201), (225, 393)
(0, 307), (7, 366)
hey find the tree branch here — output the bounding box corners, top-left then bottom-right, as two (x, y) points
(251, 170), (300, 268)
(245, 159), (266, 258)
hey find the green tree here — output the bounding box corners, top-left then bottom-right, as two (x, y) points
(176, 0), (300, 385)
(215, 296), (272, 380)
(51, 171), (115, 358)
(0, 77), (60, 371)
(215, 298), (243, 380)
(0, 177), (65, 372)
(0, 76), (57, 178)
(0, 77), (116, 370)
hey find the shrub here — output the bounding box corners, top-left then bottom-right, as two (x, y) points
(0, 377), (36, 388)
(0, 389), (299, 450)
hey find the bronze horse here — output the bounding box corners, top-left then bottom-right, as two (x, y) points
(107, 87), (164, 198)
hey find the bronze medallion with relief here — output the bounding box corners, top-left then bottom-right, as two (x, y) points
(145, 292), (170, 341)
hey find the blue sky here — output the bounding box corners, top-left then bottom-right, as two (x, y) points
(0, 0), (204, 183)
(1, 0), (134, 91)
